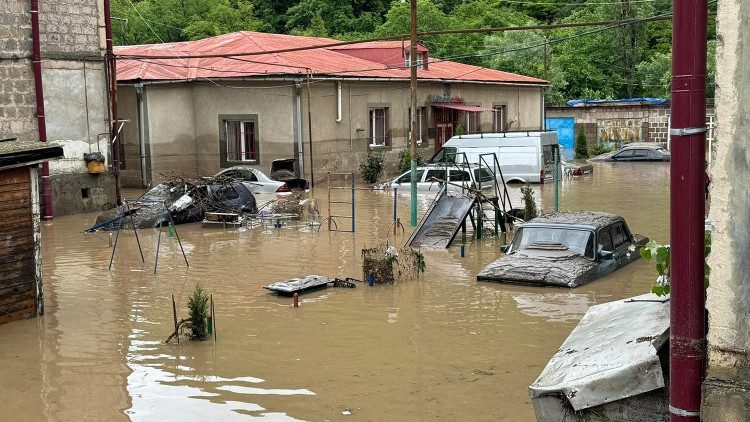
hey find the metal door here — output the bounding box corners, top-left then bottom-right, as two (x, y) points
(435, 123), (453, 153)
(546, 117), (575, 158)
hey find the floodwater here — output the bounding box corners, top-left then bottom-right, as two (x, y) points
(0, 162), (670, 421)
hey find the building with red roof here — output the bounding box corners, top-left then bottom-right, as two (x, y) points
(115, 31), (547, 186)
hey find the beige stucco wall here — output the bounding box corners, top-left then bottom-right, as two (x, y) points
(117, 78), (543, 186)
(701, 0), (750, 418)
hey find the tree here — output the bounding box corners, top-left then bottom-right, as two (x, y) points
(575, 127), (589, 159)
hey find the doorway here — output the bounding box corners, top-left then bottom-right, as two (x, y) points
(435, 123), (454, 153)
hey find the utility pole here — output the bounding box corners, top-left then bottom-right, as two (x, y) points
(103, 0), (122, 206)
(409, 0), (418, 227)
(669, 0), (707, 419)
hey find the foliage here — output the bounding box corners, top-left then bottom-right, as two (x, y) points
(359, 151), (386, 184)
(520, 184), (537, 221)
(398, 148), (424, 173)
(187, 283), (210, 341)
(589, 142), (613, 157)
(639, 230), (711, 297)
(574, 127), (589, 159)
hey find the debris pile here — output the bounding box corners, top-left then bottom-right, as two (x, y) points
(269, 193), (305, 215)
(361, 244), (425, 284)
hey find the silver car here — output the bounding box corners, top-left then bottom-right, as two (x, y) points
(390, 164), (498, 193)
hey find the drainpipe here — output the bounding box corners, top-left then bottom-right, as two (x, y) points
(294, 80), (305, 176)
(336, 81), (342, 122)
(669, 0), (707, 419)
(135, 84), (147, 187)
(30, 0), (53, 219)
(103, 0), (122, 205)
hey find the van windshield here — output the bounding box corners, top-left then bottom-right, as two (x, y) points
(430, 147), (457, 164)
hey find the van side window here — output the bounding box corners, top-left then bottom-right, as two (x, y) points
(397, 170), (424, 183)
(425, 169), (446, 182)
(448, 170), (470, 181)
(598, 227), (614, 251)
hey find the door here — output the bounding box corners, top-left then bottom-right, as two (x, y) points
(596, 225), (618, 277)
(545, 117), (575, 158)
(435, 123), (454, 154)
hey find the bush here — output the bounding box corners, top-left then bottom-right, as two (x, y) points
(360, 151), (386, 184)
(520, 184), (538, 221)
(188, 283), (210, 341)
(590, 143), (614, 157)
(574, 127), (589, 159)
(397, 148), (424, 173)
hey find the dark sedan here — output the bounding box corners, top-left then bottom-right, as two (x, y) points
(606, 146), (670, 162)
(476, 212), (649, 287)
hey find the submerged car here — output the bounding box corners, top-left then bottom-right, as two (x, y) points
(476, 212), (649, 287)
(215, 166), (298, 194)
(606, 145), (670, 162)
(390, 164), (498, 193)
(561, 157), (593, 176)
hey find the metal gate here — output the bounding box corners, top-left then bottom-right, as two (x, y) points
(546, 117), (575, 158)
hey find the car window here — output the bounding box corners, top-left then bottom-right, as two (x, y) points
(647, 149), (660, 159)
(430, 147), (457, 163)
(425, 169), (446, 182)
(611, 222), (628, 248)
(215, 185), (240, 200)
(218, 169), (239, 179)
(598, 226), (614, 251)
(448, 170), (470, 182)
(632, 149), (650, 159)
(613, 149), (634, 159)
(247, 171), (258, 182)
(397, 170), (424, 183)
(474, 168), (495, 182)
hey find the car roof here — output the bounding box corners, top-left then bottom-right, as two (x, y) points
(619, 143), (666, 150)
(521, 211), (624, 230)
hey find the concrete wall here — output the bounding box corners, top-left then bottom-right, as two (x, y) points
(701, 0), (750, 418)
(120, 79), (543, 185)
(0, 0), (113, 215)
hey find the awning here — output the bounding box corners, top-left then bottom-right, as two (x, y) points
(432, 103), (491, 112)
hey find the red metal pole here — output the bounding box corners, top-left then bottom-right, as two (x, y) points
(103, 0), (122, 205)
(669, 0), (708, 419)
(30, 0), (54, 219)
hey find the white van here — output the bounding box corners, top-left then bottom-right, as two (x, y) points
(430, 131), (559, 183)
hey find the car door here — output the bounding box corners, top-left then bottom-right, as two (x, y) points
(610, 221), (631, 267)
(631, 149), (651, 161)
(448, 168), (471, 191)
(596, 225), (618, 277)
(423, 169), (446, 191)
(611, 149), (634, 161)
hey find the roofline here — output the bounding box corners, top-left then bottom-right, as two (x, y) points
(117, 75), (548, 87)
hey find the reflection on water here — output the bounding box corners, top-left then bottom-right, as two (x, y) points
(0, 162), (669, 421)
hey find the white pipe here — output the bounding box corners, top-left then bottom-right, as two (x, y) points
(336, 81), (342, 122)
(295, 82), (305, 175)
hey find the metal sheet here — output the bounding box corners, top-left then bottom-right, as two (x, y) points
(529, 293), (670, 412)
(407, 190), (475, 249)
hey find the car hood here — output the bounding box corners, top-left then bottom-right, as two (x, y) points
(477, 251), (599, 288)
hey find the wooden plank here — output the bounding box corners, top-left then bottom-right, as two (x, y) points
(0, 199), (32, 213)
(0, 182), (30, 194)
(0, 219), (33, 235)
(0, 247), (34, 264)
(0, 169), (30, 186)
(0, 234), (33, 249)
(0, 261), (34, 282)
(0, 283), (34, 308)
(0, 208), (33, 224)
(0, 189), (30, 202)
(0, 303), (36, 325)
(0, 273), (34, 288)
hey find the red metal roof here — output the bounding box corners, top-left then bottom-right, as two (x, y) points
(433, 103), (491, 112)
(115, 32), (547, 85)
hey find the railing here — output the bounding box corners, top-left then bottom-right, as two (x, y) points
(322, 172), (355, 233)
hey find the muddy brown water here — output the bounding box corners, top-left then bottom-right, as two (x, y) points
(0, 162), (669, 421)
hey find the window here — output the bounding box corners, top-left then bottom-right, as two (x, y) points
(611, 223), (629, 248)
(397, 169), (424, 183)
(215, 185), (240, 200)
(425, 169), (446, 182)
(369, 107), (389, 147)
(404, 51), (426, 69)
(408, 107), (427, 144)
(223, 120), (259, 163)
(465, 112), (480, 134)
(598, 227), (614, 252)
(613, 149), (634, 160)
(632, 149), (650, 159)
(448, 169), (470, 182)
(492, 105), (507, 132)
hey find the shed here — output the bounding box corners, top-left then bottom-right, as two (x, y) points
(0, 139), (64, 325)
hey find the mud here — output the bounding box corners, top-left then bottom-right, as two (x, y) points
(0, 162), (670, 421)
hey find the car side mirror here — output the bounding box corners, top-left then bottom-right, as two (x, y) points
(500, 245), (510, 254)
(599, 250), (614, 261)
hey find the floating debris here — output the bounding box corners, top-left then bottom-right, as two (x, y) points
(361, 244), (425, 284)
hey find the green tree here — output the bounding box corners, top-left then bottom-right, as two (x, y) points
(188, 283), (210, 341)
(575, 127), (589, 159)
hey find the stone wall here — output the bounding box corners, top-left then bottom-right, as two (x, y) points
(1, 0), (113, 215)
(701, 0), (750, 418)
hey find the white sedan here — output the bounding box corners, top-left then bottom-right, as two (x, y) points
(390, 164), (498, 193)
(214, 166), (292, 194)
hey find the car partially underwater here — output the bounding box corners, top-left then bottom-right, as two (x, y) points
(476, 212), (648, 287)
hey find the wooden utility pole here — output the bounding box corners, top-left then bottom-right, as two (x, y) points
(409, 0), (418, 226)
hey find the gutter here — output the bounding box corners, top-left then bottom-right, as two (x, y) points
(30, 0), (53, 219)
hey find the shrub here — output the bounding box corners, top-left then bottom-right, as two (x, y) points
(398, 148), (424, 173)
(590, 143), (614, 157)
(520, 184), (538, 220)
(188, 283), (210, 341)
(574, 127), (589, 159)
(360, 151), (386, 184)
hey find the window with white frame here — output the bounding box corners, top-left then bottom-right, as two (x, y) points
(408, 107), (427, 144)
(369, 107), (389, 147)
(492, 105), (507, 132)
(404, 51), (426, 69)
(223, 119), (259, 163)
(465, 112), (480, 134)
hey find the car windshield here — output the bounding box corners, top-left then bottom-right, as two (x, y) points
(510, 226), (595, 258)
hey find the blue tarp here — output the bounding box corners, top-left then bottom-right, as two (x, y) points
(566, 98), (668, 107)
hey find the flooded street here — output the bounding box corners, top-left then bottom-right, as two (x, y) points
(0, 162), (669, 421)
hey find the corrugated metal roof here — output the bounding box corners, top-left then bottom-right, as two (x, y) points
(115, 32), (547, 85)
